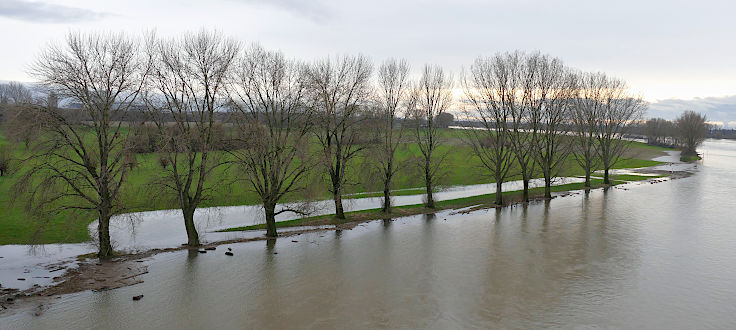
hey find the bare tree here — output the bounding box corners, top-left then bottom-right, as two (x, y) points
(646, 117), (673, 146)
(408, 64), (452, 209)
(372, 58), (411, 213)
(306, 55), (373, 219)
(3, 104), (42, 148)
(228, 45), (313, 237)
(507, 52), (536, 202)
(16, 32), (152, 258)
(571, 71), (604, 187)
(676, 110), (707, 156)
(145, 30), (239, 246)
(0, 82), (33, 105)
(461, 55), (515, 205)
(0, 144), (11, 176)
(0, 82), (35, 131)
(595, 75), (647, 184)
(528, 54), (573, 199)
(435, 112), (455, 128)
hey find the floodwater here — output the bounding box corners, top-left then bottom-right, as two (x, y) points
(0, 176), (585, 291)
(2, 139), (736, 328)
(96, 176), (585, 252)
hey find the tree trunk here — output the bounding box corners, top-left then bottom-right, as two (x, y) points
(544, 174), (552, 199)
(264, 201), (278, 238)
(522, 179), (529, 203)
(495, 180), (503, 205)
(584, 169), (591, 188)
(334, 192), (345, 219)
(332, 172), (346, 219)
(603, 168), (610, 185)
(382, 183), (391, 214)
(97, 209), (113, 259)
(183, 207), (200, 247)
(425, 169), (435, 209)
(383, 162), (393, 213)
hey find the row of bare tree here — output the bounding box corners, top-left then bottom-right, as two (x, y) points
(460, 52), (647, 205)
(0, 82), (43, 148)
(3, 31), (646, 258)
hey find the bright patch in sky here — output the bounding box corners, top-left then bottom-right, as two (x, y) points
(1, 0), (735, 122)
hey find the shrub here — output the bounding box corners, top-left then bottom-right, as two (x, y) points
(126, 125), (161, 154)
(158, 155), (170, 168)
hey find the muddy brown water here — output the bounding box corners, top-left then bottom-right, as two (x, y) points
(2, 139), (736, 329)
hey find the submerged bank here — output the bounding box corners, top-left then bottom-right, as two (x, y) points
(219, 175), (667, 233)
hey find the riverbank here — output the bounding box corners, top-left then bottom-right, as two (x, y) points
(0, 171), (682, 311)
(0, 146), (682, 312)
(0, 128), (673, 245)
(0, 147), (678, 291)
(5, 139), (731, 328)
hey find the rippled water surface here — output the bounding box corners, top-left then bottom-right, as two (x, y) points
(2, 140), (736, 329)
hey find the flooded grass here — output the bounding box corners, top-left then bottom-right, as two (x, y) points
(0, 129), (673, 245)
(220, 175), (657, 232)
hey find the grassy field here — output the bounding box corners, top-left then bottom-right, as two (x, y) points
(0, 128), (673, 245)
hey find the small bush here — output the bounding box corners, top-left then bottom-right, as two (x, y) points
(679, 151), (701, 162)
(126, 125), (161, 154)
(126, 123), (235, 153)
(158, 155), (170, 168)
(124, 153), (138, 170)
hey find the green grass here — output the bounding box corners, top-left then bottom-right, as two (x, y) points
(0, 128), (674, 245)
(626, 141), (671, 151)
(680, 153), (701, 162)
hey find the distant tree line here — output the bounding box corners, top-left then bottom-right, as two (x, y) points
(707, 128), (736, 139)
(638, 111), (708, 156)
(1, 31), (650, 258)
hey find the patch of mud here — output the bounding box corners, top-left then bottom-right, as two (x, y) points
(0, 257), (149, 316)
(632, 167), (693, 180)
(0, 225), (344, 317)
(39, 259), (149, 296)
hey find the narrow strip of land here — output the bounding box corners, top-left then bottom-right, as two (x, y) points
(220, 174), (665, 232)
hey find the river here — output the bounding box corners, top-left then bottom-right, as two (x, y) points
(1, 139), (735, 328)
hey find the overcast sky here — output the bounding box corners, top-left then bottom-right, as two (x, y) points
(2, 0), (736, 125)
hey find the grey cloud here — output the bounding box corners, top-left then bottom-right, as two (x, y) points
(0, 0), (110, 23)
(235, 0), (332, 22)
(648, 95), (736, 127)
